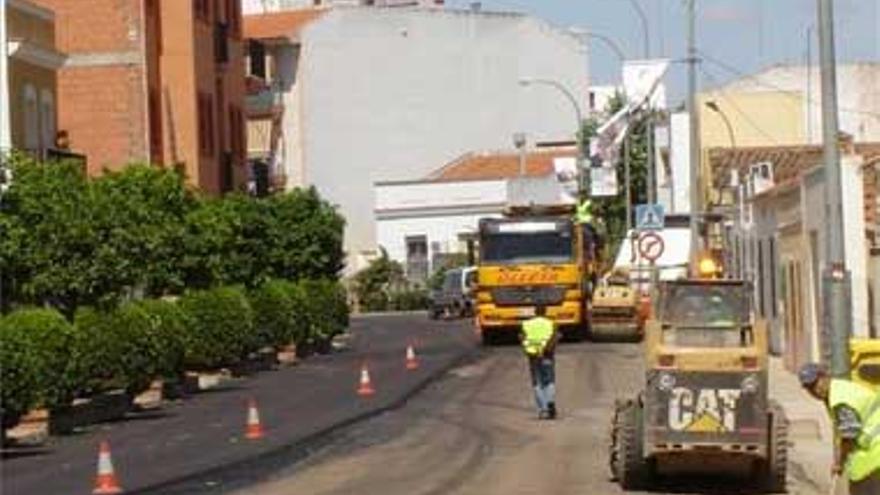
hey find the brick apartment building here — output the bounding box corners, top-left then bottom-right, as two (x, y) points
(34, 0), (246, 193)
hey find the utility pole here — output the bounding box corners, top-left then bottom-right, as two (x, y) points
(817, 0), (851, 377)
(0, 0), (11, 153)
(624, 127), (632, 232)
(686, 0), (701, 274)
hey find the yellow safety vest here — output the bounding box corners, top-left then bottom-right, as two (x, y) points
(575, 200), (592, 224)
(829, 379), (880, 482)
(522, 316), (554, 356)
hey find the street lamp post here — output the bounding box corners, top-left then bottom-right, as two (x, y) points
(705, 101), (743, 280)
(519, 78), (586, 196)
(705, 101), (735, 149)
(625, 0), (650, 58)
(568, 29), (627, 63)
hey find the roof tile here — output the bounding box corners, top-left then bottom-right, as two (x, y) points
(428, 148), (577, 182)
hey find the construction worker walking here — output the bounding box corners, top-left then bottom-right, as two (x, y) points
(520, 305), (560, 420)
(798, 363), (880, 494)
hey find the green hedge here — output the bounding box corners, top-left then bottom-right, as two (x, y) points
(249, 279), (348, 349)
(0, 281), (350, 433)
(249, 280), (299, 350)
(135, 299), (188, 380)
(388, 290), (430, 311)
(299, 280), (348, 343)
(0, 308), (76, 428)
(179, 287), (255, 370)
(74, 303), (169, 396)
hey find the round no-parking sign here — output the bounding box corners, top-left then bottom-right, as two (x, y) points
(638, 232), (665, 262)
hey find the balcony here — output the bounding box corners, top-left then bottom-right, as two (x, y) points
(214, 22), (229, 65)
(245, 86), (283, 119)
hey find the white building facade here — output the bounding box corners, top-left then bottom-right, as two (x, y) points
(244, 5), (589, 272)
(375, 147), (576, 280)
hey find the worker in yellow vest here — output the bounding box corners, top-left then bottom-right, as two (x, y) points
(520, 305), (560, 420)
(799, 363), (880, 494)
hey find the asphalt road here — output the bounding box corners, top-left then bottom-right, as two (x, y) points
(235, 341), (825, 495)
(1, 314), (477, 495)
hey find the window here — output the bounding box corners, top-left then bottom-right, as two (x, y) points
(23, 85), (39, 152)
(198, 92), (214, 157)
(193, 0), (210, 22)
(757, 239), (765, 317)
(148, 88), (163, 164)
(406, 235), (429, 282)
(226, 0), (241, 37)
(228, 105), (243, 164)
(769, 237), (777, 318)
(39, 89), (55, 153)
(248, 41), (266, 79)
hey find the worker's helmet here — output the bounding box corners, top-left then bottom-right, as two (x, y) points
(797, 362), (828, 387)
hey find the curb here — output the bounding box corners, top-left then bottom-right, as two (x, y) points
(129, 345), (483, 494)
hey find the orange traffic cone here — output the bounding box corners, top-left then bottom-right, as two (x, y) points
(405, 344), (419, 370)
(93, 440), (122, 494)
(357, 363), (375, 396)
(245, 398), (264, 440)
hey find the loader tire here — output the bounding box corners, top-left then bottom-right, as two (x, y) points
(760, 400), (789, 493)
(611, 398), (652, 490)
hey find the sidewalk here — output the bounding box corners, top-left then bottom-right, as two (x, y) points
(769, 356), (839, 495)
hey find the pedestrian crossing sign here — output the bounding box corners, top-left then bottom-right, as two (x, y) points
(635, 204), (664, 231)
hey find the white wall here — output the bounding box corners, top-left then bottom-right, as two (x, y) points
(297, 8), (589, 263)
(376, 179), (507, 211)
(668, 112), (691, 214)
(377, 212), (498, 268)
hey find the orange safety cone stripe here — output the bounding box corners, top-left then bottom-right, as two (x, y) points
(93, 441), (123, 495)
(245, 398), (265, 440)
(357, 364), (375, 396)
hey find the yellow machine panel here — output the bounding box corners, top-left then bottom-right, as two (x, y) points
(851, 338), (880, 392)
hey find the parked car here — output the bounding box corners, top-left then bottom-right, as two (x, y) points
(429, 267), (477, 320)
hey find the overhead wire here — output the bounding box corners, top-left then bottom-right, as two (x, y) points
(697, 49), (880, 121)
(698, 65), (784, 146)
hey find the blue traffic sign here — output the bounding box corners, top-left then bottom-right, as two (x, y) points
(635, 204), (665, 231)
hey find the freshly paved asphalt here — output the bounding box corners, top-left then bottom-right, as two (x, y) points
(234, 343), (823, 495)
(1, 314), (478, 495)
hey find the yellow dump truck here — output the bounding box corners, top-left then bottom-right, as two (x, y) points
(475, 205), (600, 345)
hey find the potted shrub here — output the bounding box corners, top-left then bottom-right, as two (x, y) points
(0, 308), (80, 441)
(179, 286), (255, 384)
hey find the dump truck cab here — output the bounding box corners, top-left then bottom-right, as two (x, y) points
(611, 279), (788, 492)
(475, 205), (599, 344)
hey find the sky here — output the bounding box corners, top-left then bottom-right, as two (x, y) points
(447, 0), (880, 101)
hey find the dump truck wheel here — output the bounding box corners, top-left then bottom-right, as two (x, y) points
(612, 398), (651, 489)
(480, 330), (496, 346)
(760, 401), (789, 493)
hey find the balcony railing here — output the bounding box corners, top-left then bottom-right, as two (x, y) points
(245, 86), (283, 117)
(214, 22), (229, 65)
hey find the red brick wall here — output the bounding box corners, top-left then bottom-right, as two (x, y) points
(57, 65), (148, 174)
(35, 0), (144, 54)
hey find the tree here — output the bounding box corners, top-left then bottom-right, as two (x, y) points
(0, 159), (195, 316)
(352, 249), (406, 311)
(582, 92), (651, 262)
